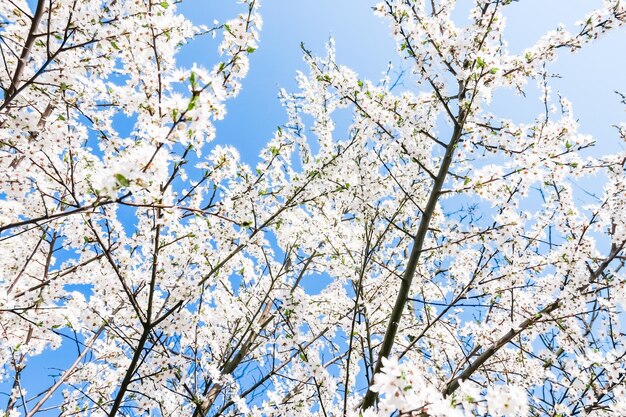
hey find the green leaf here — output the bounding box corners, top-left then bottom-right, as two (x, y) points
(114, 173), (130, 187)
(246, 46), (256, 53)
(316, 74), (331, 83)
(110, 41), (120, 50)
(476, 57), (485, 68)
(159, 1), (169, 8)
(187, 94), (198, 111)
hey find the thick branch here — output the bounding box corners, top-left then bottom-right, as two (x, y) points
(4, 0), (45, 100)
(443, 240), (625, 397)
(361, 107), (466, 410)
(443, 300), (560, 396)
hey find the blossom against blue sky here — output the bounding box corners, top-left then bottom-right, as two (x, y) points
(178, 0), (625, 164)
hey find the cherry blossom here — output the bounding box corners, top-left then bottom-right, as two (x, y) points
(1, 0), (625, 416)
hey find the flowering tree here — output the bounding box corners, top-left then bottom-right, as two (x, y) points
(1, 0), (625, 416)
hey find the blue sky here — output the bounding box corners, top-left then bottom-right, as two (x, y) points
(176, 0), (399, 162)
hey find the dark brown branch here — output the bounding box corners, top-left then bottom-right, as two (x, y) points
(443, 300), (560, 396)
(5, 0), (45, 99)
